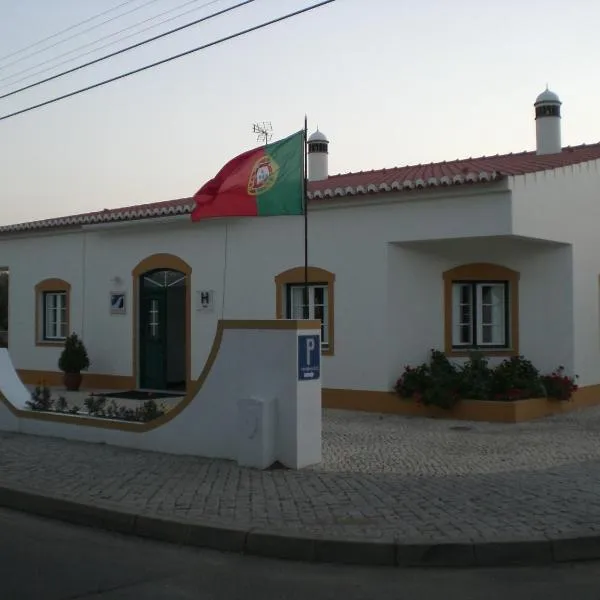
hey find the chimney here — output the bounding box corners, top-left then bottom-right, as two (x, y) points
(308, 129), (329, 182)
(534, 87), (562, 155)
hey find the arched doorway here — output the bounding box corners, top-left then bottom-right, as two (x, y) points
(138, 268), (187, 391)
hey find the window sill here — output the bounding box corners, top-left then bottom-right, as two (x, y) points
(447, 348), (517, 358)
(36, 340), (65, 348)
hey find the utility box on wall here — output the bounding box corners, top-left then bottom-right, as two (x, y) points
(236, 396), (276, 469)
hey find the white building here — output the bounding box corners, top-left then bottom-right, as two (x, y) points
(3, 88), (600, 410)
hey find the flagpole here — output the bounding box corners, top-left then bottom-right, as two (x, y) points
(303, 115), (309, 320)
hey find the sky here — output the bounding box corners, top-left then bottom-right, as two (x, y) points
(0, 0), (599, 225)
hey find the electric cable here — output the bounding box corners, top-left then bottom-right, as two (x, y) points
(0, 0), (165, 72)
(0, 0), (223, 91)
(0, 0), (141, 64)
(0, 0), (336, 123)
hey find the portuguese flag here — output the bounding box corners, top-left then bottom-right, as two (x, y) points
(191, 130), (304, 221)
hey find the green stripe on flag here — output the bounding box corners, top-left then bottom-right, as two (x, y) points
(255, 130), (304, 216)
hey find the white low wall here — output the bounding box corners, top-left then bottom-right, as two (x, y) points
(0, 320), (322, 470)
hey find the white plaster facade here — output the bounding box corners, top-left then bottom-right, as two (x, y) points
(2, 157), (599, 393)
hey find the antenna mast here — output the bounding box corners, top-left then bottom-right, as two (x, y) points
(252, 121), (273, 145)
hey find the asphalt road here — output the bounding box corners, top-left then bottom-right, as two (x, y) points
(2, 508), (600, 599)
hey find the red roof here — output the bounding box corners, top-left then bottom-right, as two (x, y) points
(311, 142), (600, 194)
(2, 142), (600, 234)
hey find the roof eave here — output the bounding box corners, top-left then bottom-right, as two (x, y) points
(308, 171), (506, 200)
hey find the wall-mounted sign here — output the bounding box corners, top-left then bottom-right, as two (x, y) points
(298, 334), (321, 381)
(196, 290), (215, 312)
(110, 291), (126, 315)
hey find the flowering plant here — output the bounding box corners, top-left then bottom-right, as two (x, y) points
(395, 352), (579, 408)
(541, 366), (578, 401)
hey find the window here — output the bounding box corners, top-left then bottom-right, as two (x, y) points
(274, 266), (335, 356)
(443, 263), (519, 357)
(287, 284), (330, 348)
(452, 281), (508, 348)
(35, 278), (71, 346)
(43, 291), (68, 341)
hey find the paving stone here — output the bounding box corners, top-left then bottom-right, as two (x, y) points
(4, 408), (600, 548)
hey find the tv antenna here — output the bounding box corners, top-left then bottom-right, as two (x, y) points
(252, 121), (273, 144)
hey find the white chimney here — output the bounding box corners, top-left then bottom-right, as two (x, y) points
(534, 87), (562, 155)
(308, 129), (329, 182)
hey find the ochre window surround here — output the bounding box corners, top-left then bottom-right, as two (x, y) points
(34, 278), (71, 347)
(443, 263), (519, 357)
(275, 266), (335, 356)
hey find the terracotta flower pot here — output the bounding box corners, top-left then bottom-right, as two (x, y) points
(63, 371), (82, 392)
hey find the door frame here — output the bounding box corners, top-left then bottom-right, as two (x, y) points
(132, 253), (192, 390)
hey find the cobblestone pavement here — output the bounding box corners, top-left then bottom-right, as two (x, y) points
(3, 408), (600, 543)
(315, 407), (600, 475)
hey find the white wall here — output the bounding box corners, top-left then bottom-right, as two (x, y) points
(223, 208), (389, 391)
(5, 232), (84, 373)
(0, 181), (543, 394)
(386, 237), (574, 389)
(82, 219), (227, 380)
(0, 324), (322, 470)
(511, 159), (600, 385)
(8, 162), (600, 394)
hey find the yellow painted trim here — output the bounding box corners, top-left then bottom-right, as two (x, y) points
(323, 385), (600, 423)
(34, 278), (71, 348)
(274, 266), (335, 356)
(222, 319), (321, 330)
(443, 263), (520, 358)
(18, 370), (135, 390)
(2, 319), (319, 432)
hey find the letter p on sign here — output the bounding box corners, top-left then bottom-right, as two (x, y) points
(298, 334), (320, 381)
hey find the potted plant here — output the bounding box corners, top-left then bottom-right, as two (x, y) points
(58, 332), (90, 391)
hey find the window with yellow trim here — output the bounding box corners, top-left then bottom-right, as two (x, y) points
(443, 263), (519, 357)
(275, 267), (335, 355)
(35, 279), (71, 346)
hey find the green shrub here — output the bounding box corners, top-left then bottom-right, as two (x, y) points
(394, 349), (461, 409)
(26, 385), (54, 411)
(58, 332), (90, 373)
(395, 351), (578, 409)
(458, 351), (493, 399)
(489, 355), (545, 400)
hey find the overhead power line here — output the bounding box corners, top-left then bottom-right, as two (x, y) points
(0, 0), (165, 72)
(0, 0), (219, 91)
(0, 0), (141, 64)
(0, 0), (336, 124)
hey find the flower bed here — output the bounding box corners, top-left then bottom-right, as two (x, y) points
(394, 350), (578, 410)
(26, 385), (169, 423)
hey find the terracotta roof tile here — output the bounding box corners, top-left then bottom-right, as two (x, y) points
(307, 142), (600, 199)
(2, 142), (600, 234)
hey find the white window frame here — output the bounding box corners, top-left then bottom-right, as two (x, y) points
(287, 283), (329, 349)
(43, 291), (68, 341)
(451, 281), (509, 349)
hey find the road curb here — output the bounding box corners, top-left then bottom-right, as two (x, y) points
(1, 485), (600, 568)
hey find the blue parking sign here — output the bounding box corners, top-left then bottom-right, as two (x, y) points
(298, 334), (320, 381)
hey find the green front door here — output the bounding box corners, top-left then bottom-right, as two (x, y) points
(139, 287), (167, 390)
(138, 268), (187, 391)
